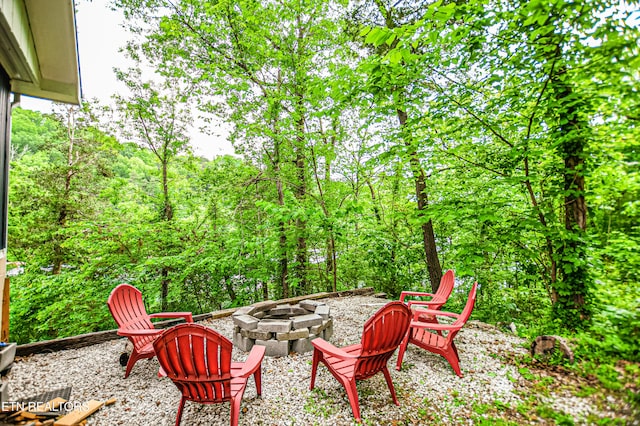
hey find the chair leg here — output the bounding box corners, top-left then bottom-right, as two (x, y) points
(344, 379), (361, 422)
(443, 347), (463, 378)
(381, 367), (400, 406)
(451, 341), (459, 359)
(254, 367), (262, 396)
(395, 331), (410, 371)
(230, 395), (242, 426)
(157, 365), (167, 378)
(175, 397), (186, 426)
(124, 351), (141, 378)
(309, 349), (321, 390)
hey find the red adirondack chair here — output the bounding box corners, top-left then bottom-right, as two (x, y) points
(396, 282), (478, 377)
(153, 323), (265, 426)
(107, 283), (193, 378)
(400, 269), (455, 322)
(309, 301), (411, 422)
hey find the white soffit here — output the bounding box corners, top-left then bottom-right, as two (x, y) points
(0, 0), (81, 104)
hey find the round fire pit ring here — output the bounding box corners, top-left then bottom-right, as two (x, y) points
(231, 300), (333, 357)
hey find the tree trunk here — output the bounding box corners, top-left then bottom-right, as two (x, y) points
(53, 119), (76, 275)
(293, 14), (309, 296)
(162, 158), (173, 221)
(273, 136), (289, 299)
(324, 127), (337, 293)
(294, 152), (308, 295)
(396, 109), (442, 292)
(311, 123), (338, 294)
(53, 200), (69, 275)
(161, 267), (169, 311)
(262, 279), (269, 301)
(277, 186), (289, 299)
(365, 179), (382, 223)
(293, 97), (308, 295)
(266, 100), (290, 300)
(223, 275), (237, 303)
(160, 157), (173, 310)
(327, 236), (337, 292)
(550, 65), (590, 325)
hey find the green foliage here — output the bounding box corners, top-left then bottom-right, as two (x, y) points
(5, 0), (640, 370)
(474, 285), (551, 328)
(535, 405), (575, 425)
(10, 108), (60, 159)
(562, 277), (640, 363)
(9, 268), (115, 343)
(518, 368), (535, 381)
(593, 364), (623, 392)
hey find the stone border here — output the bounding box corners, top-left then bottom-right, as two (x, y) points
(232, 300), (333, 357)
(16, 287), (375, 357)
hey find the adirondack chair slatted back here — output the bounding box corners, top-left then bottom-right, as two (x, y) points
(107, 284), (156, 349)
(154, 323), (234, 403)
(400, 269), (455, 311)
(429, 269), (455, 310)
(447, 282), (478, 339)
(357, 301), (411, 379)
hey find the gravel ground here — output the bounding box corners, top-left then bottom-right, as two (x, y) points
(5, 296), (636, 425)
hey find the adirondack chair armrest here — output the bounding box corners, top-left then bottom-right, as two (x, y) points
(235, 345), (266, 378)
(410, 308), (459, 318)
(410, 310), (434, 323)
(407, 300), (441, 309)
(117, 328), (163, 337)
(312, 338), (359, 359)
(400, 291), (435, 303)
(410, 321), (462, 332)
(149, 312), (194, 322)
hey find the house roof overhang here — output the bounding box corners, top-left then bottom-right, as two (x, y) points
(0, 0), (81, 105)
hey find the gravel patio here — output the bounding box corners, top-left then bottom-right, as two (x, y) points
(6, 295), (634, 425)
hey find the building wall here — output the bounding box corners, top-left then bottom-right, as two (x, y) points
(0, 67), (10, 341)
(0, 68), (9, 251)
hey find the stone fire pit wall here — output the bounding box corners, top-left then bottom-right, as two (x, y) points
(232, 299), (333, 357)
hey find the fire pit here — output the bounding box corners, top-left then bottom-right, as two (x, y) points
(231, 299), (333, 357)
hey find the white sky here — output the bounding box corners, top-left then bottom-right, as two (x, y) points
(19, 0), (233, 159)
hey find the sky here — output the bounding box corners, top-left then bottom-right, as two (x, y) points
(19, 1), (233, 159)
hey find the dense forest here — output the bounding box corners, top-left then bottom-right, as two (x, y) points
(7, 0), (639, 388)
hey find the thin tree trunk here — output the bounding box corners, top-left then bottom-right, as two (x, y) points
(365, 179), (382, 223)
(277, 178), (289, 299)
(265, 97), (290, 300)
(161, 268), (169, 311)
(160, 156), (173, 310)
(324, 126), (337, 293)
(294, 98), (308, 295)
(53, 113), (76, 275)
(162, 157), (173, 221)
(293, 13), (309, 296)
(310, 133), (337, 293)
(273, 134), (289, 299)
(223, 276), (237, 303)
